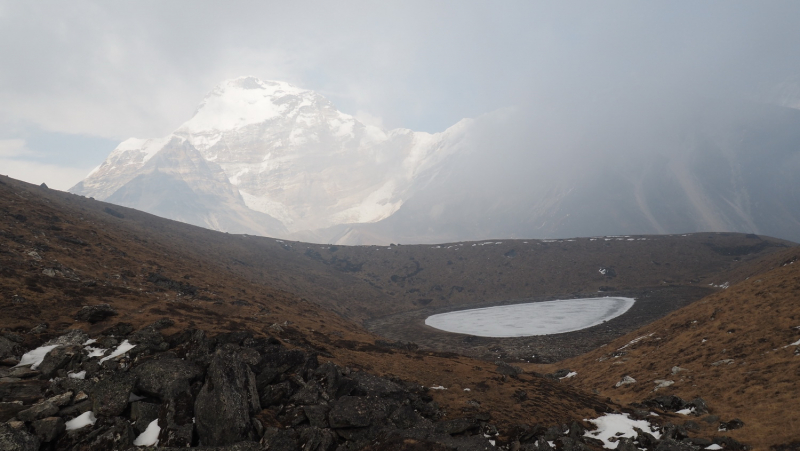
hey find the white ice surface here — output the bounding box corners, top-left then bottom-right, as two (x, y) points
(65, 411), (97, 431)
(584, 413), (661, 449)
(425, 297), (636, 337)
(15, 344), (59, 370)
(99, 340), (136, 363)
(133, 419), (160, 446)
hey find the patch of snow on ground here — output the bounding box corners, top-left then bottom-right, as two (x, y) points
(705, 445), (723, 450)
(68, 371), (86, 380)
(584, 413), (661, 449)
(425, 297), (635, 338)
(133, 419), (161, 446)
(85, 346), (107, 358)
(560, 371), (577, 379)
(428, 385), (447, 390)
(83, 339), (97, 345)
(676, 408), (695, 415)
(99, 340), (136, 363)
(15, 344), (59, 370)
(784, 338), (800, 348)
(65, 411), (97, 431)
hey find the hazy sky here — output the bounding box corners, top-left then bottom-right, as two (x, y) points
(2, 1), (800, 189)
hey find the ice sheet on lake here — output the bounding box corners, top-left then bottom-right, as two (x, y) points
(425, 297), (636, 337)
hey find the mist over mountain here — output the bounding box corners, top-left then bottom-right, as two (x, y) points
(71, 77), (800, 244)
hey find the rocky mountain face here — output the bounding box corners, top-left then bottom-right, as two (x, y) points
(71, 77), (469, 240)
(72, 78), (800, 245)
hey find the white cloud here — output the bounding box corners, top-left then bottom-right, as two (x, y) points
(0, 158), (93, 191)
(0, 139), (30, 157)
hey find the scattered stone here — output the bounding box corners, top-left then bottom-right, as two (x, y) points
(496, 361), (524, 377)
(16, 401), (59, 422)
(101, 322), (134, 337)
(671, 366), (688, 375)
(75, 304), (118, 323)
(719, 418), (745, 431)
(31, 417), (64, 442)
(710, 359), (734, 366)
(27, 323), (48, 335)
(653, 379), (674, 390)
(0, 336), (22, 361)
(615, 375), (637, 387)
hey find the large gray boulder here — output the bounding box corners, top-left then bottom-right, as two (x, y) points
(132, 356), (203, 400)
(91, 372), (137, 416)
(194, 344), (261, 446)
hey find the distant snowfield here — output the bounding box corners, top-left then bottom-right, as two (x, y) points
(424, 297), (636, 337)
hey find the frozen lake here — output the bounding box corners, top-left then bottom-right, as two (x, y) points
(424, 297), (636, 337)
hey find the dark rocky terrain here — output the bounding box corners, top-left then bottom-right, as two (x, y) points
(1, 175), (797, 449)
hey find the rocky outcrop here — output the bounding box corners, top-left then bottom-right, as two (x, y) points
(194, 344), (261, 446)
(0, 326), (749, 451)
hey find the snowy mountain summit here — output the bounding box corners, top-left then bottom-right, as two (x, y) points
(71, 77), (471, 243)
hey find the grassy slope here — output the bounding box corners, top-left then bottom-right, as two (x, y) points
(0, 176), (607, 430)
(547, 247), (800, 448)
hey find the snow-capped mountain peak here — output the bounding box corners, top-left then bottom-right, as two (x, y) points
(71, 77), (469, 242)
(178, 77), (312, 134)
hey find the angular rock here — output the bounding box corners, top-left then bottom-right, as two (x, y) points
(75, 304), (118, 323)
(290, 381), (322, 405)
(719, 418), (745, 431)
(328, 395), (397, 429)
(0, 336), (23, 360)
(91, 372), (137, 416)
(304, 404), (331, 429)
(654, 438), (697, 451)
(37, 345), (82, 378)
(351, 371), (404, 398)
(32, 416), (65, 442)
(712, 436), (749, 451)
(389, 405), (425, 430)
(195, 344), (261, 446)
(158, 390), (195, 447)
(615, 376), (636, 387)
(101, 322), (134, 337)
(262, 428), (300, 451)
(16, 401), (58, 422)
(434, 417), (477, 435)
(84, 417), (136, 450)
(298, 426), (336, 451)
(259, 381), (293, 407)
(496, 361), (523, 377)
(130, 401), (160, 434)
(0, 423), (40, 450)
(0, 401), (26, 422)
(132, 356), (203, 400)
